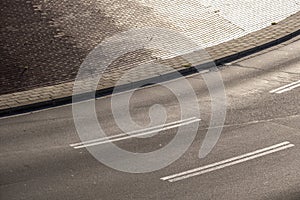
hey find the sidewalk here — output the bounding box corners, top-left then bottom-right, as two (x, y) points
(1, 1), (300, 116)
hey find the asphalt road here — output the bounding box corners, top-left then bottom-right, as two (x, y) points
(1, 38), (300, 200)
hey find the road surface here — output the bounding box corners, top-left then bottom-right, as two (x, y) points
(1, 38), (300, 199)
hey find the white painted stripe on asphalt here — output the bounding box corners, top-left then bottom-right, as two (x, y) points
(168, 144), (294, 182)
(70, 117), (197, 147)
(276, 83), (300, 94)
(72, 118), (201, 149)
(161, 141), (294, 182)
(270, 80), (300, 94)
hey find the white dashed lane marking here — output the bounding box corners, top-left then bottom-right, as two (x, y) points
(70, 117), (201, 149)
(270, 80), (300, 94)
(161, 141), (294, 183)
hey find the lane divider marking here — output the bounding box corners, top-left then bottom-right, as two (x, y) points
(70, 117), (196, 147)
(161, 141), (294, 182)
(70, 117), (201, 149)
(270, 80), (300, 94)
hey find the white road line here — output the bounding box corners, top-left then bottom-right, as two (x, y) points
(276, 83), (300, 94)
(270, 80), (300, 94)
(70, 117), (198, 147)
(161, 141), (290, 181)
(161, 141), (294, 182)
(168, 144), (294, 182)
(72, 118), (201, 149)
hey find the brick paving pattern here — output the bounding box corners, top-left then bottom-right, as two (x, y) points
(0, 0), (299, 115)
(0, 0), (173, 95)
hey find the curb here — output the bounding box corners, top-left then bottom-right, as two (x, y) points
(1, 26), (300, 117)
(214, 29), (300, 65)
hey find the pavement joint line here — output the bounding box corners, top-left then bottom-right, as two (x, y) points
(270, 80), (300, 94)
(161, 141), (294, 182)
(71, 118), (201, 149)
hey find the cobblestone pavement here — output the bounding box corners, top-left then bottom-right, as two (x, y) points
(0, 0), (300, 115)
